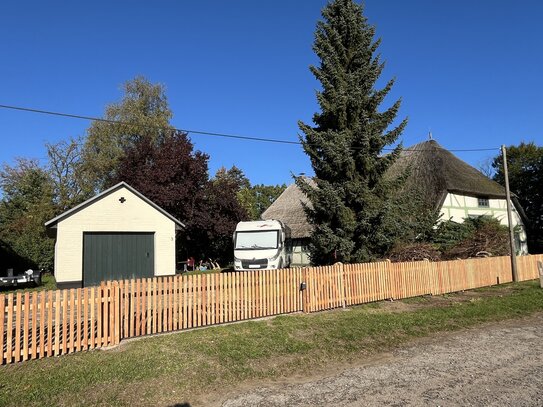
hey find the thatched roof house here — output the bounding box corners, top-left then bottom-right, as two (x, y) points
(390, 139), (512, 210)
(391, 139), (528, 254)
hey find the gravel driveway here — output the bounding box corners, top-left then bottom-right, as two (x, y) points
(219, 314), (543, 406)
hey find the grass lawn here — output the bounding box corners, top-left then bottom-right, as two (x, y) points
(0, 281), (542, 406)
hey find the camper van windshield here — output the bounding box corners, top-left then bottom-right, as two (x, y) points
(235, 231), (279, 250)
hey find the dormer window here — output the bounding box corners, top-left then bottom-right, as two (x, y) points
(478, 197), (489, 208)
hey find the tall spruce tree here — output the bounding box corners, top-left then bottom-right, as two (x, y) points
(298, 0), (407, 265)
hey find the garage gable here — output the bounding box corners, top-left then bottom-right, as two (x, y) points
(45, 182), (185, 231)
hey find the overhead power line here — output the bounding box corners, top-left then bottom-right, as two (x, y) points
(0, 103), (499, 152)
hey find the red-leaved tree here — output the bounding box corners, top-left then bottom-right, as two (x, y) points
(113, 131), (246, 265)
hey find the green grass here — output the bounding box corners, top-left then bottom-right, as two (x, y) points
(0, 281), (542, 406)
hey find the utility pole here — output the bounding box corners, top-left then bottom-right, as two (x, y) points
(502, 145), (518, 282)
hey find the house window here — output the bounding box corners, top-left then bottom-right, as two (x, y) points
(477, 197), (489, 208)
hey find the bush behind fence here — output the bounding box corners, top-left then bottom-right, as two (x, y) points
(1, 254), (542, 365)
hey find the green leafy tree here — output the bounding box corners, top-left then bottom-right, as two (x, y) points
(213, 166), (286, 221)
(82, 76), (173, 191)
(46, 136), (93, 213)
(214, 166), (250, 191)
(492, 142), (543, 253)
(298, 0), (407, 264)
(0, 159), (55, 271)
(238, 184), (287, 220)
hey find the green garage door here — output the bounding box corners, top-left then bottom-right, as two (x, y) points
(83, 232), (154, 287)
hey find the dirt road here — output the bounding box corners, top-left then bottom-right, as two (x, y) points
(218, 314), (543, 406)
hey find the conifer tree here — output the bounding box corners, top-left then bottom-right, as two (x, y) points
(298, 0), (407, 264)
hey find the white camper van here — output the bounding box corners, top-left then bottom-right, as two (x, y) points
(233, 220), (291, 271)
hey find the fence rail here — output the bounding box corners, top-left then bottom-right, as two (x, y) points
(2, 254), (542, 365)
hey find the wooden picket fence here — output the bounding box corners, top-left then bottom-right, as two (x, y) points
(118, 269), (303, 340)
(2, 254), (543, 365)
(0, 284), (118, 364)
(303, 255), (543, 312)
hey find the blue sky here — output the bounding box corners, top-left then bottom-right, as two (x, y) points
(1, 0), (541, 186)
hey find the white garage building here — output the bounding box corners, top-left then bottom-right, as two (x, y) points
(45, 182), (184, 288)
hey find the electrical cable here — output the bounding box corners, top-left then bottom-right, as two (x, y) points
(0, 103), (500, 152)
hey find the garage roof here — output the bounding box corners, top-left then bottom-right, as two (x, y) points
(45, 182), (186, 230)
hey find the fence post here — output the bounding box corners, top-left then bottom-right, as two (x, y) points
(385, 259), (394, 300)
(302, 267), (309, 313)
(337, 262), (346, 309)
(114, 281), (121, 345)
(538, 261), (543, 289)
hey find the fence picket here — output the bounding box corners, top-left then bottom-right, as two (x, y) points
(68, 289), (75, 353)
(90, 287), (96, 349)
(14, 292), (22, 363)
(6, 294), (13, 363)
(23, 292), (30, 361)
(31, 292), (38, 360)
(0, 295), (4, 364)
(83, 288), (88, 350)
(97, 285), (103, 347)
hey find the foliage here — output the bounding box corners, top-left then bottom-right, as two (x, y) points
(492, 142), (543, 253)
(82, 76), (173, 191)
(214, 166), (286, 220)
(388, 216), (511, 261)
(113, 131), (209, 221)
(444, 226), (509, 259)
(112, 131), (208, 255)
(202, 169), (248, 263)
(0, 159), (55, 271)
(298, 0), (407, 265)
(431, 218), (476, 252)
(113, 133), (247, 265)
(238, 184), (286, 220)
(214, 166), (250, 191)
(46, 136), (92, 213)
(387, 242), (441, 263)
(434, 216), (510, 259)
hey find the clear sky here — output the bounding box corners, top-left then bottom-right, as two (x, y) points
(1, 0), (542, 186)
